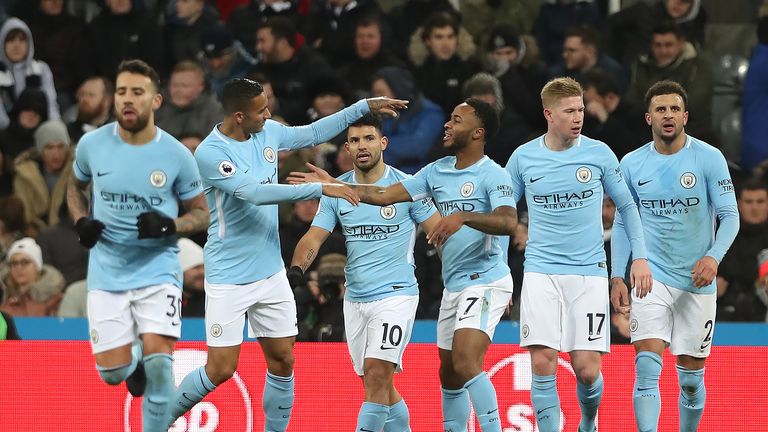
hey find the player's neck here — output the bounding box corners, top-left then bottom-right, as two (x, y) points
(218, 120), (248, 141)
(454, 147), (485, 170)
(653, 132), (687, 155)
(543, 131), (576, 151)
(118, 124), (157, 145)
(354, 162), (386, 184)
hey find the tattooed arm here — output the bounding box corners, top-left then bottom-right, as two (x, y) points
(66, 171), (91, 222)
(290, 226), (332, 273)
(175, 193), (210, 235)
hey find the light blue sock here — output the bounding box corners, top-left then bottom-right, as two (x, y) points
(356, 402), (390, 432)
(384, 399), (411, 432)
(677, 365), (706, 432)
(441, 387), (470, 432)
(95, 342), (141, 385)
(576, 373), (603, 432)
(464, 372), (501, 432)
(634, 352), (662, 432)
(531, 374), (560, 432)
(264, 371), (294, 432)
(166, 366), (216, 428)
(142, 353), (174, 432)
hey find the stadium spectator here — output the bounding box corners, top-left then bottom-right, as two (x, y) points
(37, 202), (88, 287)
(253, 17), (335, 125)
(200, 25), (256, 98)
(13, 120), (72, 228)
(580, 69), (650, 160)
(25, 0), (94, 110)
(0, 18), (59, 130)
(385, 0), (456, 60)
(370, 66), (444, 174)
(409, 11), (482, 118)
(66, 76), (114, 144)
(548, 26), (627, 94)
(165, 0), (220, 67)
(177, 238), (205, 317)
(459, 0), (536, 48)
(57, 279), (86, 318)
(156, 60), (223, 140)
(484, 23), (547, 134)
(532, 0), (601, 66)
(0, 195), (35, 259)
(741, 16), (768, 173)
(226, 0), (302, 57)
(626, 22), (712, 137)
(0, 237), (65, 317)
(718, 180), (768, 321)
(463, 72), (530, 165)
(304, 0), (382, 67)
(0, 89), (49, 191)
(88, 0), (167, 78)
(336, 14), (406, 100)
(296, 253), (347, 342)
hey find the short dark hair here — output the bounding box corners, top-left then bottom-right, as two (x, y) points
(738, 178), (768, 200)
(260, 17), (296, 43)
(579, 69), (620, 97)
(652, 21), (685, 40)
(116, 59), (161, 93)
(465, 98), (499, 142)
(6, 29), (27, 42)
(348, 113), (383, 134)
(421, 12), (459, 41)
(644, 80), (688, 110)
(222, 78), (264, 114)
(565, 25), (601, 51)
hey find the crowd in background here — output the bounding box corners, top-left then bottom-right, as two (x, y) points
(0, 0), (767, 343)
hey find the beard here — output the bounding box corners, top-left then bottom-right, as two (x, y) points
(77, 104), (102, 123)
(117, 111), (151, 133)
(353, 151), (382, 172)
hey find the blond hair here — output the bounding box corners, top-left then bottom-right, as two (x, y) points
(540, 77), (583, 109)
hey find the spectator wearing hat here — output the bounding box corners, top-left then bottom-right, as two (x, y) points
(484, 23), (547, 134)
(156, 60), (223, 141)
(67, 76), (114, 144)
(227, 0), (302, 58)
(0, 18), (60, 130)
(200, 25), (256, 98)
(253, 17), (335, 125)
(165, 0), (220, 67)
(178, 238), (205, 317)
(13, 119), (73, 228)
(0, 237), (65, 317)
(0, 88), (48, 195)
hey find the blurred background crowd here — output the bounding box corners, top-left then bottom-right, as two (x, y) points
(0, 0), (767, 344)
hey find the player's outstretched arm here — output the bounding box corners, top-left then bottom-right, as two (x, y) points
(365, 96), (409, 118)
(427, 205), (517, 247)
(174, 193), (210, 235)
(287, 162), (411, 206)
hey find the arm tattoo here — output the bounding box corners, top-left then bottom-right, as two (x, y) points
(300, 248), (316, 273)
(175, 208), (209, 235)
(66, 175), (90, 221)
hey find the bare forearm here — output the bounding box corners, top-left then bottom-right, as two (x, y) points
(174, 208), (209, 235)
(352, 183), (411, 206)
(461, 207), (517, 235)
(66, 177), (89, 221)
(292, 237), (322, 273)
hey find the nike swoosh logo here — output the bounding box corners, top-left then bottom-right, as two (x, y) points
(278, 405), (293, 410)
(458, 315), (473, 321)
(486, 408), (498, 415)
(530, 176), (544, 183)
(360, 429), (375, 432)
(379, 345), (397, 350)
(340, 210), (353, 216)
(638, 179), (653, 186)
(181, 392), (196, 402)
(96, 171), (112, 177)
(700, 342), (711, 350)
(587, 335), (603, 341)
(171, 321), (180, 326)
(432, 185), (442, 191)
(537, 405), (556, 415)
(636, 387), (655, 392)
(392, 285), (405, 290)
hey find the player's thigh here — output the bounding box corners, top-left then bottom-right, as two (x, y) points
(361, 295), (419, 375)
(247, 269), (298, 339)
(520, 272), (562, 350)
(670, 290), (717, 358)
(132, 284), (183, 341)
(562, 275), (610, 353)
(205, 280), (259, 347)
(87, 289), (134, 359)
(344, 299), (368, 376)
(630, 280), (674, 345)
(437, 289), (461, 351)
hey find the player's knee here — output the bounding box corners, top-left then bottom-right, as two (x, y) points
(530, 353), (558, 376)
(574, 365), (601, 386)
(98, 364), (131, 385)
(208, 363), (237, 385)
(363, 364), (393, 391)
(678, 370), (704, 396)
(450, 352), (481, 381)
(267, 354), (294, 376)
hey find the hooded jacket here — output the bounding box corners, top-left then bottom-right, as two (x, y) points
(12, 147), (73, 228)
(0, 18), (59, 130)
(0, 264), (65, 317)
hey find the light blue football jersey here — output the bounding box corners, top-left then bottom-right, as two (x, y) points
(72, 123), (203, 292)
(197, 100), (370, 284)
(401, 155), (515, 292)
(505, 135), (647, 276)
(312, 165), (436, 302)
(611, 136), (739, 294)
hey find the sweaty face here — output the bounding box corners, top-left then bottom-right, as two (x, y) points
(238, 93), (271, 134)
(114, 72), (159, 133)
(646, 93), (687, 145)
(169, 70), (204, 108)
(425, 26), (457, 61)
(443, 103), (480, 151)
(545, 95), (584, 141)
(345, 125), (386, 172)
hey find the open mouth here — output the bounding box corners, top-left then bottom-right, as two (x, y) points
(662, 121), (675, 133)
(357, 152), (371, 163)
